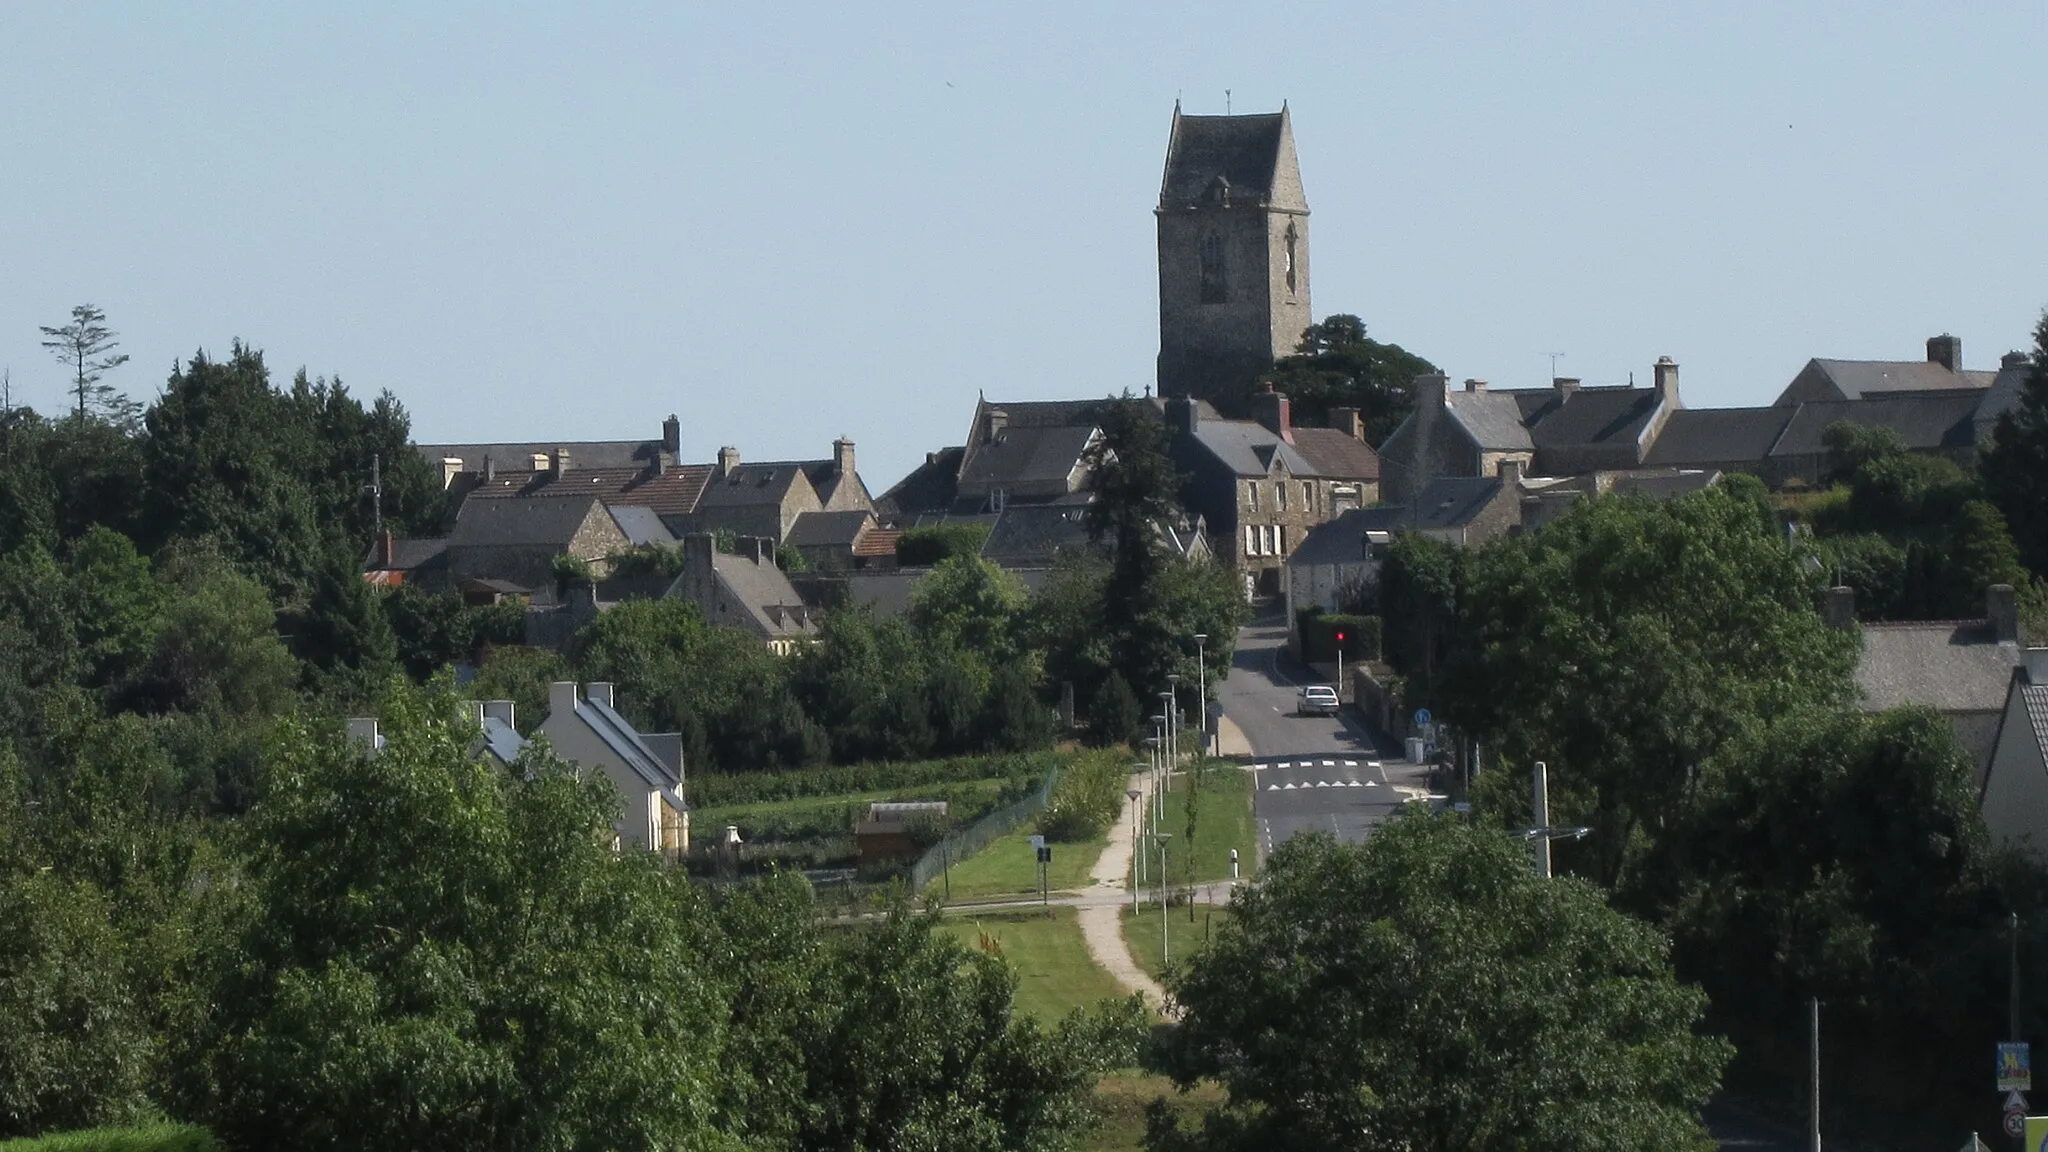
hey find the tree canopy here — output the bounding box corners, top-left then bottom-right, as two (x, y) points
(1258, 315), (1439, 444)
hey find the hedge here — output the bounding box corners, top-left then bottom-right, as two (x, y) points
(1296, 611), (1381, 663)
(690, 752), (1055, 808)
(895, 524), (991, 567)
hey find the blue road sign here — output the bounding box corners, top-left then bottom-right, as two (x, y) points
(1412, 708), (1432, 729)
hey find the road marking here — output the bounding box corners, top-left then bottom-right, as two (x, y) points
(1343, 760), (1358, 768)
(1283, 782), (1297, 789)
(1346, 780), (1362, 787)
(1321, 759), (1335, 767)
(1267, 784), (1281, 791)
(1315, 780), (1330, 788)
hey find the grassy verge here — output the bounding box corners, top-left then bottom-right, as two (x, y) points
(935, 907), (1127, 1021)
(0, 1126), (222, 1152)
(1086, 1073), (1226, 1151)
(1119, 903), (1233, 985)
(932, 820), (1109, 902)
(1144, 765), (1255, 886)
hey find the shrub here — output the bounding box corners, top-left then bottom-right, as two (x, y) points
(0, 1125), (223, 1152)
(1087, 670), (1142, 748)
(895, 524), (991, 568)
(1036, 751), (1127, 842)
(689, 752), (1054, 808)
(1297, 611), (1381, 663)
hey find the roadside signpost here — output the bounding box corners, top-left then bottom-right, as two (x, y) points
(2002, 1043), (2033, 1091)
(1030, 836), (1050, 905)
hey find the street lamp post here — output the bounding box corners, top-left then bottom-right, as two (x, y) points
(1155, 833), (1174, 966)
(1147, 725), (1165, 836)
(1193, 633), (1208, 757)
(1127, 786), (1144, 901)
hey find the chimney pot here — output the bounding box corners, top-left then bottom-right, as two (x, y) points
(549, 680), (580, 718)
(1252, 387), (1293, 443)
(1328, 406), (1365, 441)
(1928, 333), (1962, 373)
(377, 528), (395, 568)
(833, 436), (855, 478)
(483, 699), (516, 728)
(1823, 586), (1857, 630)
(1552, 377), (1580, 400)
(1653, 356), (1680, 402)
(1989, 584), (2020, 644)
(717, 446), (740, 475)
(1166, 395), (1198, 436)
(1497, 457), (1523, 487)
(1464, 378), (1486, 393)
(551, 448), (571, 476)
(2003, 351), (2031, 370)
(586, 681), (614, 709)
(662, 414), (681, 458)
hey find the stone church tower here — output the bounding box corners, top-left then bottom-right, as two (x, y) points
(1155, 102), (1311, 405)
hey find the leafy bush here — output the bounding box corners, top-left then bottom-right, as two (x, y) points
(1087, 670), (1141, 747)
(895, 524), (991, 568)
(602, 544), (685, 579)
(1296, 611), (1381, 663)
(0, 1126), (222, 1151)
(1036, 751), (1127, 842)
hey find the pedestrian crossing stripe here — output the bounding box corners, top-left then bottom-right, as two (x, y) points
(1321, 759), (1335, 766)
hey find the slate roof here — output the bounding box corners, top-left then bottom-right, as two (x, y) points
(1410, 476), (1506, 531)
(1288, 507), (1404, 568)
(1289, 427), (1381, 480)
(463, 465), (714, 519)
(1855, 621), (2021, 714)
(698, 462), (809, 509)
(1517, 388), (1662, 450)
(1159, 109), (1287, 206)
(1770, 393), (1982, 456)
(1974, 355), (2038, 430)
(1188, 419), (1316, 477)
(875, 447), (966, 520)
(1442, 391), (1535, 451)
(979, 504), (1097, 567)
(679, 553), (818, 638)
(1607, 470), (1720, 500)
(416, 438), (664, 472)
(785, 510), (875, 548)
(958, 425), (1098, 488)
(478, 717), (527, 766)
(2025, 684), (2048, 756)
(364, 536), (449, 572)
(609, 505), (676, 548)
(580, 698), (686, 809)
(1644, 407), (1797, 467)
(449, 493), (602, 549)
(1802, 358), (1996, 400)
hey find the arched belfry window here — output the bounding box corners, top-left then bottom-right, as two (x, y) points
(1199, 233), (1227, 304)
(1284, 221), (1299, 294)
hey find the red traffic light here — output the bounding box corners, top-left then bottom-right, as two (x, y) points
(1335, 631), (1346, 642)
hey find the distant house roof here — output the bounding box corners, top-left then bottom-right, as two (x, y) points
(785, 510), (876, 548)
(1434, 384), (1665, 457)
(1770, 393), (1982, 457)
(1288, 507), (1405, 569)
(416, 438), (665, 473)
(1795, 358), (1996, 401)
(1159, 109), (1289, 206)
(478, 716), (527, 766)
(1188, 418), (1316, 477)
(609, 505), (676, 548)
(979, 504), (1097, 568)
(875, 447), (966, 521)
(1409, 475), (1506, 532)
(1288, 427), (1381, 480)
(853, 528), (902, 559)
(449, 493), (604, 549)
(1975, 354), (2038, 430)
(1644, 407), (1798, 467)
(672, 551), (819, 638)
(463, 465), (714, 519)
(698, 462), (808, 509)
(1856, 621), (2021, 715)
(1607, 470), (1720, 500)
(958, 424), (1099, 490)
(363, 535), (449, 573)
(579, 696), (685, 806)
(1442, 391), (1535, 452)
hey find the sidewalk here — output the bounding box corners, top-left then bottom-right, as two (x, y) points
(1074, 769), (1169, 1007)
(1214, 714), (1253, 758)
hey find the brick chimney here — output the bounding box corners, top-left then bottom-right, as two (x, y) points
(1989, 583), (2020, 644)
(1497, 457), (1523, 487)
(1252, 383), (1293, 444)
(586, 681), (614, 709)
(717, 446), (740, 475)
(1823, 586), (1857, 630)
(661, 414), (681, 462)
(833, 436), (855, 477)
(739, 536), (775, 565)
(1166, 395), (1198, 437)
(482, 700), (516, 727)
(1329, 406), (1365, 440)
(376, 528), (395, 568)
(2004, 351), (2031, 370)
(1928, 333), (1962, 373)
(1552, 377), (1580, 401)
(551, 447), (572, 476)
(1463, 378), (1486, 393)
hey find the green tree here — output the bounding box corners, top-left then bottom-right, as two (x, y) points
(40, 304), (137, 428)
(1259, 315), (1439, 444)
(177, 681), (735, 1151)
(1088, 669), (1141, 747)
(1159, 818), (1728, 1152)
(907, 555), (1029, 666)
(1448, 486), (1858, 889)
(1982, 316), (2048, 575)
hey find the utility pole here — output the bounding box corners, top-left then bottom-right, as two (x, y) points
(1810, 996), (1821, 1152)
(1532, 761), (1551, 880)
(2011, 912), (2022, 1045)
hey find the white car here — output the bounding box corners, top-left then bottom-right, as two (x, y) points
(1296, 685), (1340, 716)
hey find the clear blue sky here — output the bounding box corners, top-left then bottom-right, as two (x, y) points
(4, 3), (2044, 491)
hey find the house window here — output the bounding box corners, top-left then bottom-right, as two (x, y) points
(1246, 481), (1259, 513)
(1243, 525), (1257, 557)
(1199, 233), (1227, 304)
(1277, 525), (1287, 555)
(1276, 482), (1287, 512)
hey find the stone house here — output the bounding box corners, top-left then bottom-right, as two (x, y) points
(689, 439), (872, 545)
(1776, 334), (2000, 405)
(537, 681), (689, 857)
(1832, 584), (2025, 780)
(443, 492), (632, 601)
(1978, 648), (2048, 858)
(665, 534), (820, 655)
(1376, 361), (1681, 506)
(1166, 387), (1381, 596)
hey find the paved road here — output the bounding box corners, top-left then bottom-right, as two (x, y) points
(1218, 613), (1424, 858)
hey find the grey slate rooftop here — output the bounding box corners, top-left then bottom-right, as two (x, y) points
(1159, 110), (1287, 206)
(1855, 621), (2020, 714)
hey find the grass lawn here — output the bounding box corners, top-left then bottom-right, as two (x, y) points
(1119, 903), (1233, 985)
(936, 907), (1129, 1021)
(931, 820), (1109, 902)
(1086, 1073), (1226, 1151)
(1144, 765), (1255, 886)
